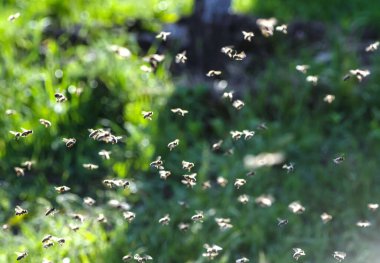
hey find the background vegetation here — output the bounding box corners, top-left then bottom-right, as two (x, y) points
(1, 0), (380, 262)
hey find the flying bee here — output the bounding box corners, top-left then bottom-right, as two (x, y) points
(97, 213), (107, 223)
(232, 100), (245, 110)
(142, 111), (153, 120)
(202, 181), (211, 190)
(257, 18), (277, 37)
(159, 170), (171, 180)
(83, 163), (99, 170)
(321, 212), (333, 223)
(181, 177), (197, 188)
(108, 44), (131, 58)
(83, 197), (96, 206)
(277, 218), (288, 227)
(212, 140), (223, 151)
(122, 254), (133, 262)
(215, 218), (233, 230)
(292, 248), (306, 261)
(167, 139), (179, 151)
(230, 130), (243, 140)
(134, 254), (153, 262)
(238, 194), (249, 204)
(365, 41), (379, 52)
(140, 65), (153, 73)
(39, 119), (52, 127)
(182, 160), (195, 172)
(20, 128), (33, 137)
(178, 222), (190, 231)
(333, 251), (346, 262)
(356, 220), (371, 227)
(5, 109), (16, 115)
(72, 213), (85, 223)
(99, 150), (111, 160)
(368, 203), (379, 211)
(234, 178), (246, 189)
(296, 64), (309, 74)
(348, 69), (370, 82)
(16, 251), (28, 261)
(14, 167), (25, 177)
(88, 128), (101, 139)
(275, 24), (288, 34)
(21, 161), (34, 170)
(236, 257), (250, 263)
(158, 214), (170, 225)
(288, 201), (305, 214)
(2, 224), (9, 231)
(144, 54), (165, 71)
(43, 241), (54, 248)
(222, 91), (234, 101)
(62, 138), (76, 148)
(246, 171), (256, 177)
(282, 163), (295, 173)
(156, 31), (171, 41)
(8, 12), (20, 22)
(242, 130), (255, 140)
(306, 75), (318, 86)
(55, 237), (65, 245)
(70, 224), (80, 232)
(221, 46), (235, 57)
(324, 94), (335, 104)
(175, 51), (187, 64)
(15, 205), (28, 216)
(45, 207), (57, 216)
(242, 31), (254, 41)
(206, 70), (222, 77)
(171, 108), (188, 116)
(191, 211), (204, 222)
(42, 235), (53, 243)
(333, 155), (345, 164)
(54, 93), (67, 103)
(255, 194), (274, 207)
(9, 131), (21, 140)
(55, 185), (70, 193)
(233, 51), (246, 61)
(203, 244), (223, 260)
(217, 176), (228, 187)
(150, 156), (164, 169)
(123, 211), (136, 222)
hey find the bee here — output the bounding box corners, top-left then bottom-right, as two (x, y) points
(140, 65), (153, 73)
(246, 171), (256, 177)
(277, 218), (288, 227)
(215, 218), (233, 230)
(156, 31), (171, 41)
(55, 185), (71, 193)
(217, 176), (228, 187)
(221, 46), (235, 57)
(123, 211), (136, 223)
(108, 45), (131, 58)
(103, 179), (114, 188)
(122, 254), (133, 262)
(150, 156), (164, 170)
(242, 130), (255, 140)
(222, 91), (234, 101)
(159, 170), (171, 180)
(321, 212), (333, 223)
(191, 211), (204, 222)
(9, 130), (21, 140)
(45, 207), (57, 216)
(178, 222), (190, 232)
(234, 178), (246, 189)
(54, 92), (67, 103)
(288, 201), (306, 214)
(43, 241), (54, 248)
(256, 18), (277, 37)
(356, 220), (371, 227)
(230, 130), (243, 140)
(206, 70), (222, 77)
(134, 254), (153, 262)
(83, 163), (99, 170)
(333, 155), (345, 164)
(323, 94), (335, 104)
(16, 251), (28, 261)
(348, 69), (370, 82)
(182, 160), (194, 172)
(158, 214), (170, 225)
(306, 75), (318, 86)
(97, 213), (107, 223)
(21, 161), (34, 170)
(72, 213), (85, 223)
(238, 194), (249, 204)
(20, 128), (33, 137)
(282, 163), (294, 173)
(39, 119), (52, 127)
(202, 181), (211, 190)
(144, 54), (165, 70)
(2, 224), (9, 231)
(333, 251), (346, 262)
(175, 51), (187, 64)
(233, 51), (246, 61)
(14, 167), (25, 177)
(296, 64), (309, 74)
(255, 194), (274, 207)
(365, 41), (379, 52)
(182, 173), (197, 186)
(5, 109), (16, 115)
(8, 12), (20, 22)
(203, 244), (223, 260)
(142, 111), (153, 120)
(99, 150), (112, 160)
(292, 248), (306, 261)
(232, 100), (245, 110)
(42, 235), (53, 243)
(83, 197), (96, 206)
(171, 108), (188, 116)
(70, 224), (80, 232)
(63, 138), (76, 148)
(15, 205), (28, 216)
(212, 140), (223, 151)
(257, 123), (268, 131)
(368, 203), (379, 212)
(55, 237), (65, 245)
(242, 31), (254, 41)
(275, 24), (288, 34)
(236, 257), (250, 263)
(167, 139), (179, 151)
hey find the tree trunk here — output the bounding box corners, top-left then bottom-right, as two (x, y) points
(194, 0), (232, 23)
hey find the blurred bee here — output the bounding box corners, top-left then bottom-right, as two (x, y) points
(2, 224), (9, 231)
(15, 205), (28, 216)
(97, 213), (107, 223)
(63, 138), (76, 148)
(55, 237), (65, 245)
(256, 18), (277, 37)
(72, 213), (85, 223)
(202, 181), (211, 190)
(323, 94), (335, 104)
(356, 220), (371, 227)
(215, 217), (233, 230)
(156, 31), (171, 41)
(108, 44), (131, 58)
(296, 64), (309, 74)
(42, 235), (53, 243)
(123, 211), (136, 223)
(233, 51), (246, 61)
(255, 194), (274, 207)
(292, 248), (305, 261)
(55, 185), (71, 193)
(83, 163), (99, 170)
(306, 75), (318, 86)
(140, 65), (153, 73)
(150, 156), (164, 170)
(257, 123), (268, 131)
(21, 161), (34, 170)
(39, 119), (52, 128)
(88, 128), (101, 139)
(83, 197), (96, 206)
(144, 54), (165, 71)
(333, 155), (345, 164)
(275, 24), (288, 34)
(368, 203), (379, 211)
(55, 93), (67, 103)
(108, 199), (131, 211)
(203, 244), (223, 260)
(16, 251), (28, 261)
(246, 171), (256, 177)
(238, 194), (249, 204)
(212, 140), (223, 151)
(365, 41), (379, 52)
(70, 224), (80, 232)
(9, 130), (21, 140)
(242, 130), (255, 140)
(242, 31), (254, 41)
(134, 254), (153, 262)
(14, 167), (25, 177)
(8, 12), (20, 22)
(282, 162), (294, 173)
(167, 139), (179, 151)
(333, 251), (346, 262)
(236, 257), (250, 263)
(178, 222), (190, 232)
(182, 160), (194, 172)
(348, 69), (370, 82)
(142, 111), (153, 120)
(222, 91), (234, 101)
(230, 130), (243, 140)
(191, 211), (204, 222)
(234, 178), (246, 189)
(45, 207), (57, 216)
(232, 100), (245, 110)
(175, 51), (187, 64)
(277, 218), (288, 227)
(288, 201), (305, 214)
(221, 46), (235, 57)
(182, 173), (197, 188)
(158, 214), (170, 225)
(99, 150), (112, 160)
(20, 128), (33, 137)
(5, 109), (16, 115)
(122, 254), (133, 262)
(171, 108), (188, 116)
(43, 241), (54, 248)
(217, 176), (228, 187)
(159, 170), (171, 180)
(321, 212), (333, 223)
(206, 70), (222, 77)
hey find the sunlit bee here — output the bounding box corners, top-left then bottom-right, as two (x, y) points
(54, 93), (67, 103)
(306, 75), (318, 86)
(140, 65), (153, 73)
(8, 12), (20, 22)
(333, 155), (345, 164)
(39, 119), (52, 128)
(293, 248), (306, 261)
(72, 213), (85, 223)
(217, 176), (228, 187)
(178, 222), (190, 232)
(167, 139), (180, 151)
(70, 224), (80, 232)
(63, 138), (76, 148)
(6, 109), (16, 115)
(2, 224), (9, 231)
(296, 65), (309, 74)
(15, 205), (28, 216)
(215, 218), (233, 230)
(222, 91), (234, 101)
(356, 220), (371, 227)
(182, 173), (197, 188)
(282, 163), (294, 173)
(233, 51), (247, 61)
(14, 167), (25, 177)
(288, 201), (305, 214)
(142, 111), (153, 120)
(83, 197), (96, 206)
(97, 213), (107, 223)
(321, 212), (333, 223)
(242, 130), (255, 140)
(122, 254), (133, 262)
(234, 178), (246, 189)
(45, 207), (57, 216)
(191, 211), (204, 222)
(324, 94), (335, 104)
(365, 41), (379, 52)
(55, 237), (65, 246)
(108, 45), (131, 58)
(19, 128), (32, 138)
(9, 130), (21, 140)
(134, 254), (153, 263)
(43, 241), (54, 248)
(83, 163), (99, 170)
(16, 251), (28, 261)
(232, 100), (245, 110)
(42, 235), (53, 243)
(255, 195), (274, 207)
(242, 31), (254, 42)
(108, 199), (131, 211)
(55, 185), (71, 193)
(88, 128), (101, 139)
(238, 194), (249, 204)
(171, 108), (188, 116)
(144, 53), (165, 70)
(333, 251), (347, 262)
(277, 218), (288, 227)
(99, 150), (111, 160)
(256, 18), (277, 37)
(236, 257), (250, 263)
(230, 130), (243, 140)
(221, 46), (235, 57)
(158, 214), (170, 225)
(159, 170), (171, 180)
(182, 160), (195, 172)
(21, 161), (34, 171)
(150, 156), (164, 170)
(175, 51), (187, 64)
(123, 211), (136, 223)
(349, 69), (370, 82)
(203, 244), (223, 260)
(212, 140), (223, 151)
(156, 31), (171, 41)
(206, 70), (222, 77)
(202, 181), (212, 190)
(275, 24), (288, 34)
(368, 203), (379, 211)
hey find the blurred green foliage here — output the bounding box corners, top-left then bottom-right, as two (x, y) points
(1, 0), (380, 262)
